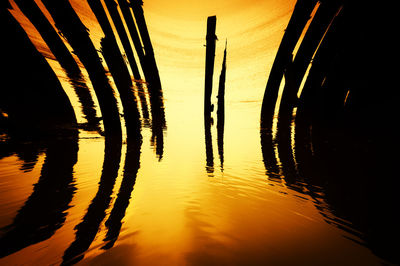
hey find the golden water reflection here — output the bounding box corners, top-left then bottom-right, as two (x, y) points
(0, 0), (391, 265)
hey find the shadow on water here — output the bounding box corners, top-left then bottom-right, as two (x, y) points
(261, 0), (398, 263)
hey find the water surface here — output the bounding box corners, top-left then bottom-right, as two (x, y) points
(0, 0), (392, 265)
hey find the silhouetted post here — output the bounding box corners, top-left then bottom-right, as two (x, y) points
(204, 16), (217, 115)
(130, 0), (165, 136)
(130, 0), (162, 91)
(278, 1), (342, 127)
(103, 0), (141, 79)
(204, 117), (214, 175)
(14, 0), (101, 132)
(14, 0), (79, 74)
(0, 4), (76, 131)
(260, 0), (318, 129)
(217, 41), (227, 169)
(41, 0), (122, 140)
(117, 0), (151, 120)
(118, 0), (146, 77)
(88, 0), (141, 140)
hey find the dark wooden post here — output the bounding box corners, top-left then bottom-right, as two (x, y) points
(117, 0), (150, 119)
(87, 0), (141, 140)
(260, 0), (318, 129)
(204, 16), (217, 115)
(130, 0), (163, 91)
(217, 40), (227, 169)
(130, 0), (165, 136)
(102, 0), (141, 80)
(0, 5), (76, 131)
(14, 0), (101, 132)
(41, 0), (122, 140)
(118, 0), (147, 77)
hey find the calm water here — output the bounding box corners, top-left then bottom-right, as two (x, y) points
(0, 0), (393, 265)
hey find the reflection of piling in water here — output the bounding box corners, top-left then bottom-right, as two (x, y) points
(88, 0), (141, 139)
(260, 129), (280, 178)
(0, 4), (76, 131)
(103, 138), (142, 249)
(217, 41), (227, 169)
(204, 16), (217, 115)
(62, 136), (122, 265)
(0, 130), (79, 258)
(41, 0), (122, 139)
(149, 93), (165, 160)
(14, 0), (101, 132)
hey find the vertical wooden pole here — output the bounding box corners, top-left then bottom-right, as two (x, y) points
(204, 16), (217, 115)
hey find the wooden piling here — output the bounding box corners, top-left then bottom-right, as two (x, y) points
(14, 0), (100, 132)
(117, 0), (150, 120)
(260, 0), (318, 129)
(103, 0), (141, 80)
(41, 0), (122, 140)
(88, 0), (141, 140)
(217, 40), (227, 169)
(204, 16), (217, 115)
(130, 0), (165, 135)
(118, 0), (147, 77)
(130, 0), (163, 92)
(0, 6), (76, 131)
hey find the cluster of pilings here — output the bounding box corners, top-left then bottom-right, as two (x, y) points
(204, 16), (227, 174)
(1, 0), (165, 145)
(0, 0), (165, 262)
(260, 0), (398, 263)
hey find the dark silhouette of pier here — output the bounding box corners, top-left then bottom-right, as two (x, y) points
(260, 0), (399, 263)
(0, 0), (164, 262)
